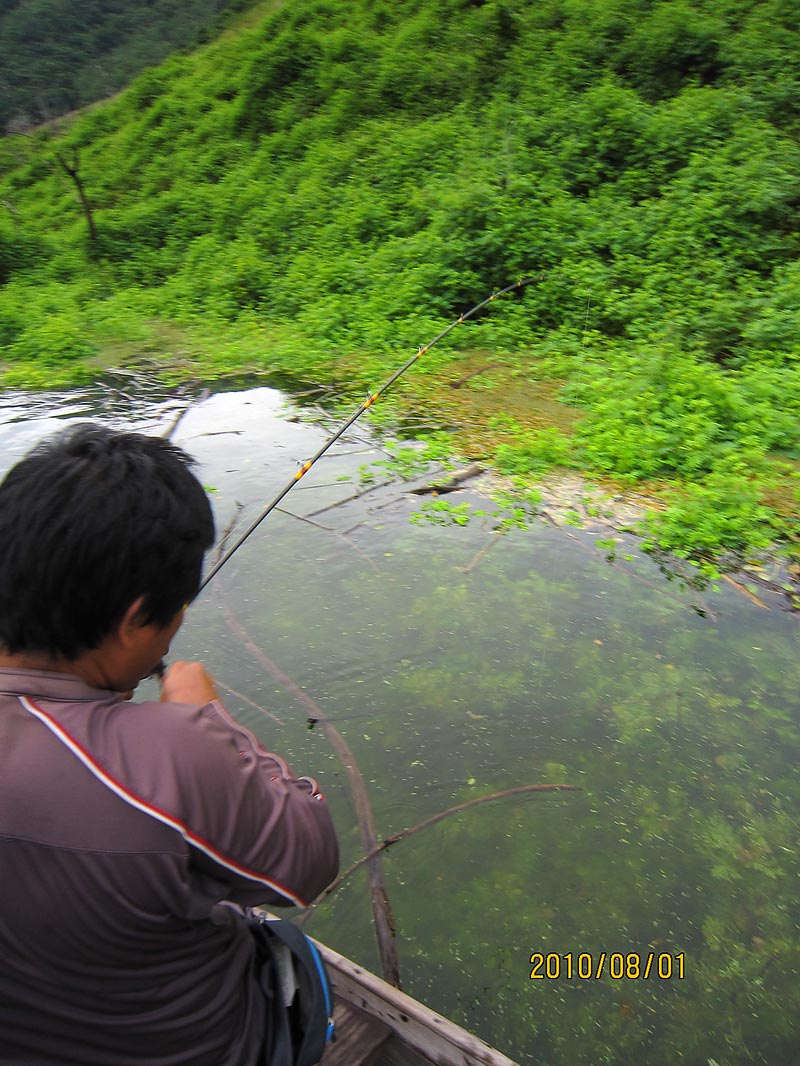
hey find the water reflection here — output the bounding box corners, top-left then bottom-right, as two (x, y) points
(2, 384), (798, 1066)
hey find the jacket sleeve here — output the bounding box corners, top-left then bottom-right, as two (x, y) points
(168, 698), (340, 910)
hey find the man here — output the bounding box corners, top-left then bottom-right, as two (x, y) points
(0, 423), (339, 1065)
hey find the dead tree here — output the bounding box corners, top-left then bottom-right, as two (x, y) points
(54, 149), (97, 243)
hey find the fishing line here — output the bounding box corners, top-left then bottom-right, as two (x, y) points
(150, 278), (535, 682)
(196, 277), (536, 594)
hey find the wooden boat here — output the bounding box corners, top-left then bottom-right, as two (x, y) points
(316, 939), (520, 1066)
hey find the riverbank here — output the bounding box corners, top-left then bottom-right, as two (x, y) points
(3, 336), (798, 588)
(374, 347), (800, 587)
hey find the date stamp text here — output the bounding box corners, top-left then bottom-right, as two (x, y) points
(529, 951), (685, 980)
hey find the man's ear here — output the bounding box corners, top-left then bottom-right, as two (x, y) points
(117, 595), (149, 649)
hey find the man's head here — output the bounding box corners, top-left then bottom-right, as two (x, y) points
(0, 423), (215, 666)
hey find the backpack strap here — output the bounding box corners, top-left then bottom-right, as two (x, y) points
(247, 915), (335, 1066)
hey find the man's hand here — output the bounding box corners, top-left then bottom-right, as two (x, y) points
(160, 661), (220, 706)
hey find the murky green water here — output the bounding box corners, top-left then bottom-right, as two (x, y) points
(2, 382), (798, 1066)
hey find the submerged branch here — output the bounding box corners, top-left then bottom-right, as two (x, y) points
(219, 597), (403, 988)
(208, 502), (246, 572)
(458, 533), (502, 573)
(722, 574), (771, 610)
(274, 507), (380, 572)
(216, 679), (285, 727)
(408, 462), (485, 496)
(161, 387), (210, 440)
(303, 476), (397, 520)
(541, 515), (719, 621)
(299, 782), (582, 922)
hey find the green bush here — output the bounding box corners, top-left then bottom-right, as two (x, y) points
(495, 428), (574, 475)
(644, 463), (778, 562)
(572, 345), (796, 480)
(11, 315), (95, 367)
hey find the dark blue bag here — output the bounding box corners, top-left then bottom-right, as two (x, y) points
(247, 915), (335, 1066)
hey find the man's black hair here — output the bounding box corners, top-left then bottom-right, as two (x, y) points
(0, 423), (215, 658)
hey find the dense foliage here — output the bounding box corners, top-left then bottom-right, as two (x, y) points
(0, 0), (252, 130)
(0, 0), (798, 564)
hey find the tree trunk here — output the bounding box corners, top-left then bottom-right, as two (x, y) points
(54, 150), (97, 243)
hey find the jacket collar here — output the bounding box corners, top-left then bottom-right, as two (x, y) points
(0, 667), (122, 703)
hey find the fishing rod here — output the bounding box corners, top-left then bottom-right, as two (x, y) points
(196, 277), (535, 595)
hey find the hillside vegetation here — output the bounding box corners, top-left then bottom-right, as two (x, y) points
(0, 0), (798, 567)
(0, 0), (253, 131)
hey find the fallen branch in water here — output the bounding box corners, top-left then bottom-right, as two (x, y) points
(299, 782), (581, 923)
(216, 679), (285, 727)
(458, 532), (503, 574)
(161, 386), (210, 440)
(408, 462), (485, 496)
(716, 562), (799, 617)
(540, 515), (718, 621)
(219, 597), (403, 989)
(209, 502), (246, 571)
(303, 476), (398, 519)
(722, 574), (771, 610)
(274, 507), (380, 572)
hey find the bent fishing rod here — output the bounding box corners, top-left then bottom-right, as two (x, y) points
(194, 277), (535, 596)
(150, 279), (533, 679)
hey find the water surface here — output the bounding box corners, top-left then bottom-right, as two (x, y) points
(2, 381), (798, 1066)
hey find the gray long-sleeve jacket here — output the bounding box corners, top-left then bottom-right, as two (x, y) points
(0, 668), (339, 1066)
